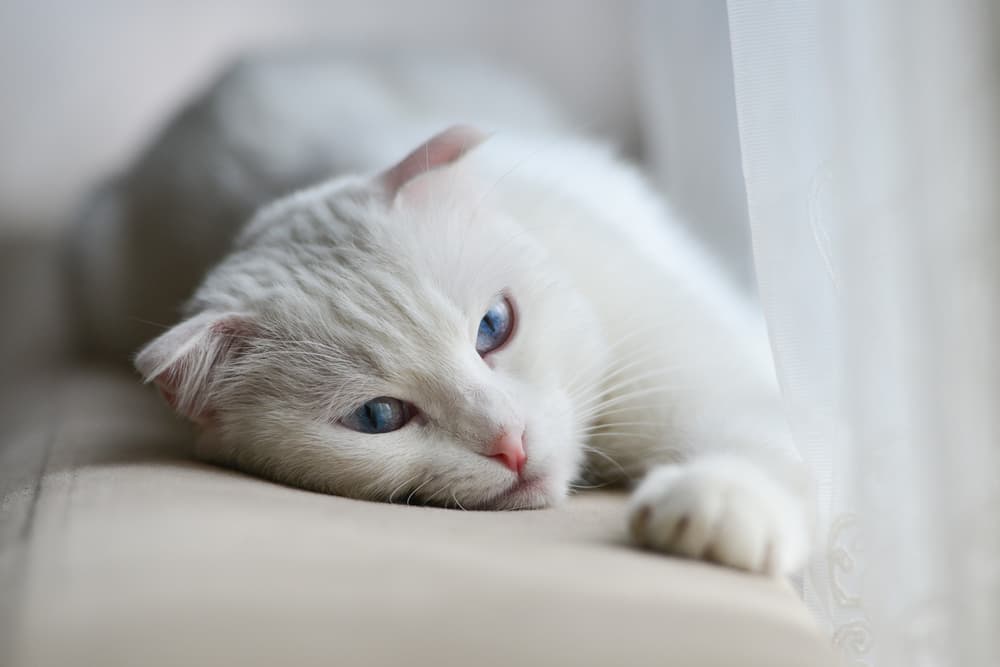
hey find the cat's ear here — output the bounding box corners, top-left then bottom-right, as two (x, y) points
(379, 125), (488, 197)
(134, 311), (251, 424)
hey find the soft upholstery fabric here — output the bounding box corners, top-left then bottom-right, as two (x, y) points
(0, 238), (836, 666)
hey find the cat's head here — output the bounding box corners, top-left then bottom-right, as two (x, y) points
(135, 126), (606, 509)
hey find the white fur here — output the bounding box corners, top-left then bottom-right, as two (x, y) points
(74, 52), (813, 575)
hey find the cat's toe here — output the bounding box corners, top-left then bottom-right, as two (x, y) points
(627, 458), (808, 576)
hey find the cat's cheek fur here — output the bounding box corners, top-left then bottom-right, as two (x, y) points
(626, 456), (811, 576)
(191, 380), (585, 511)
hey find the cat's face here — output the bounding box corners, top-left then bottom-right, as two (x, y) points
(136, 127), (606, 510)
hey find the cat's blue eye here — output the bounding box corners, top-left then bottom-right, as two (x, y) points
(341, 397), (413, 434)
(476, 295), (515, 355)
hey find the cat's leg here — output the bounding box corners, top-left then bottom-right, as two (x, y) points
(599, 362), (813, 575)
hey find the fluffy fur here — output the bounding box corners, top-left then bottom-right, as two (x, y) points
(72, 53), (812, 575)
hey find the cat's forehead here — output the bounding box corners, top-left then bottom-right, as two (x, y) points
(261, 200), (499, 333)
(227, 175), (542, 377)
(317, 176), (534, 300)
(265, 257), (491, 412)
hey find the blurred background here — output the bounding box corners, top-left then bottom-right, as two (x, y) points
(0, 0), (753, 275)
(0, 1), (638, 230)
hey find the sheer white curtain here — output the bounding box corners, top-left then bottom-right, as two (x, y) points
(641, 1), (1000, 665)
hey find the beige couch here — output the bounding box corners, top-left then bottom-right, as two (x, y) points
(0, 238), (836, 667)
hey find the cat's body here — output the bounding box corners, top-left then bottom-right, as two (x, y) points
(71, 53), (812, 575)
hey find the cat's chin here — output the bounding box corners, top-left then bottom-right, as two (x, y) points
(473, 475), (564, 511)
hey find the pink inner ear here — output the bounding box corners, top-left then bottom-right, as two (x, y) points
(135, 312), (250, 425)
(380, 125), (488, 196)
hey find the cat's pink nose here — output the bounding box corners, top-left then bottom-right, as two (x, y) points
(487, 430), (526, 476)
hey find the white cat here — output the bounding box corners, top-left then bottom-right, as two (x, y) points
(71, 53), (812, 576)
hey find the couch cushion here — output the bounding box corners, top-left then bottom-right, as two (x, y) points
(0, 362), (836, 667)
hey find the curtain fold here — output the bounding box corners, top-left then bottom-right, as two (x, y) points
(725, 1), (1000, 665)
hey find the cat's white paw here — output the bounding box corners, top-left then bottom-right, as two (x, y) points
(627, 458), (809, 576)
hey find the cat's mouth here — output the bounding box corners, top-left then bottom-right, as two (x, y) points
(479, 475), (552, 511)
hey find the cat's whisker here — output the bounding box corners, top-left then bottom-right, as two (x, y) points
(584, 431), (661, 441)
(580, 420), (664, 432)
(126, 315), (175, 331)
(601, 367), (678, 395)
(568, 479), (618, 490)
(405, 476), (434, 506)
(591, 348), (675, 387)
(451, 491), (468, 512)
(574, 385), (682, 422)
(575, 383), (682, 416)
(562, 356), (611, 399)
(583, 391), (679, 417)
(598, 320), (667, 353)
(562, 327), (667, 395)
(584, 348), (685, 384)
(422, 486), (449, 507)
(388, 474), (420, 504)
(578, 445), (632, 480)
(601, 343), (740, 385)
(594, 366), (686, 401)
(566, 314), (732, 397)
